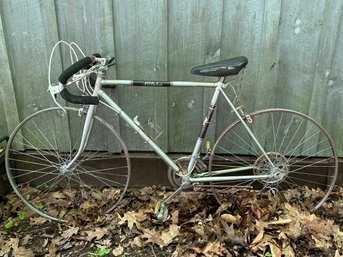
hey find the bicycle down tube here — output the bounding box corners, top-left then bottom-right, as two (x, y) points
(97, 89), (180, 174)
(98, 79), (276, 184)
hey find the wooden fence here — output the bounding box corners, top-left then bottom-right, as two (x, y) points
(0, 0), (342, 156)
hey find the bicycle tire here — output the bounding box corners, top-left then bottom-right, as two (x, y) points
(5, 107), (131, 222)
(208, 108), (338, 210)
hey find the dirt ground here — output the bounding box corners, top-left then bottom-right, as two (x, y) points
(0, 186), (343, 257)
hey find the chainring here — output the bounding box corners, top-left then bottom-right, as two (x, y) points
(167, 156), (207, 188)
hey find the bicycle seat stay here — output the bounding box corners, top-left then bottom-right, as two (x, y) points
(191, 56), (248, 77)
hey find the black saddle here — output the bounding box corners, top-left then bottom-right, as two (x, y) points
(191, 56), (248, 77)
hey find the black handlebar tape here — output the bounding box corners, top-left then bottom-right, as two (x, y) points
(60, 88), (99, 105)
(58, 56), (93, 84)
(58, 56), (99, 105)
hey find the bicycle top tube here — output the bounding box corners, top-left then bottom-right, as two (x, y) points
(100, 56), (247, 88)
(101, 80), (218, 88)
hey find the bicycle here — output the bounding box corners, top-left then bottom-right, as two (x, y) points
(5, 43), (338, 222)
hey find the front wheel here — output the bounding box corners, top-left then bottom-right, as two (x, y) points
(5, 107), (131, 222)
(208, 108), (338, 210)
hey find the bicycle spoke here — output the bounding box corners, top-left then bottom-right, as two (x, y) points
(209, 109), (337, 210)
(74, 165), (127, 187)
(9, 149), (60, 165)
(216, 146), (252, 166)
(289, 157), (334, 174)
(277, 113), (295, 153)
(12, 134), (61, 166)
(6, 107), (130, 222)
(74, 165), (129, 177)
(226, 129), (260, 156)
(8, 157), (58, 169)
(288, 147), (333, 167)
(282, 118), (304, 155)
(285, 125), (317, 158)
(9, 165), (58, 178)
(30, 120), (64, 163)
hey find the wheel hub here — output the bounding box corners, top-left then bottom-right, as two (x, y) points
(59, 162), (78, 175)
(59, 164), (70, 174)
(254, 152), (289, 184)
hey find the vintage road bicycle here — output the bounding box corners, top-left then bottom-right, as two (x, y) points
(5, 45), (338, 222)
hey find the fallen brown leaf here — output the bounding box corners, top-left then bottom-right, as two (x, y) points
(250, 230), (264, 247)
(52, 226), (79, 246)
(220, 213), (241, 225)
(13, 246), (35, 257)
(0, 237), (19, 256)
(112, 245), (124, 256)
(267, 219), (293, 226)
(160, 224), (180, 246)
(84, 227), (108, 241)
(118, 211), (143, 230)
(270, 243), (282, 257)
(305, 219), (333, 239)
(203, 240), (224, 257)
(140, 227), (164, 246)
(29, 216), (48, 225)
(333, 225), (343, 249)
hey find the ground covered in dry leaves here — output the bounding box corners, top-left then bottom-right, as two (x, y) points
(0, 186), (343, 257)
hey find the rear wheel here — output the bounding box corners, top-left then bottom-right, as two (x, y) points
(209, 108), (338, 210)
(5, 107), (131, 222)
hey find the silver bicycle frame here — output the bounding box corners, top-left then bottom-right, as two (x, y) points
(65, 65), (275, 184)
(71, 74), (275, 184)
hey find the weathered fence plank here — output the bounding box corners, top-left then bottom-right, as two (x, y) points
(0, 0), (342, 156)
(215, 0), (266, 154)
(0, 0), (62, 150)
(0, 11), (20, 136)
(216, 0), (265, 137)
(254, 0), (281, 110)
(113, 0), (168, 151)
(168, 0), (223, 152)
(0, 0), (60, 117)
(325, 3), (343, 155)
(304, 0), (343, 155)
(277, 0), (327, 113)
(55, 0), (120, 152)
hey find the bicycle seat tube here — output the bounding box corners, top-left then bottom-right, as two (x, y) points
(186, 77), (224, 174)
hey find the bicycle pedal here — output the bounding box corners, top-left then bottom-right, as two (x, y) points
(154, 202), (169, 221)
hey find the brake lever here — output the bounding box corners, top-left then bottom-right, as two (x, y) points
(107, 57), (116, 68)
(107, 57), (115, 64)
(107, 62), (116, 68)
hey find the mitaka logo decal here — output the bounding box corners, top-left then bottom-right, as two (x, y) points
(143, 82), (164, 86)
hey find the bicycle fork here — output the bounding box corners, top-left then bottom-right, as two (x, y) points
(61, 105), (97, 173)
